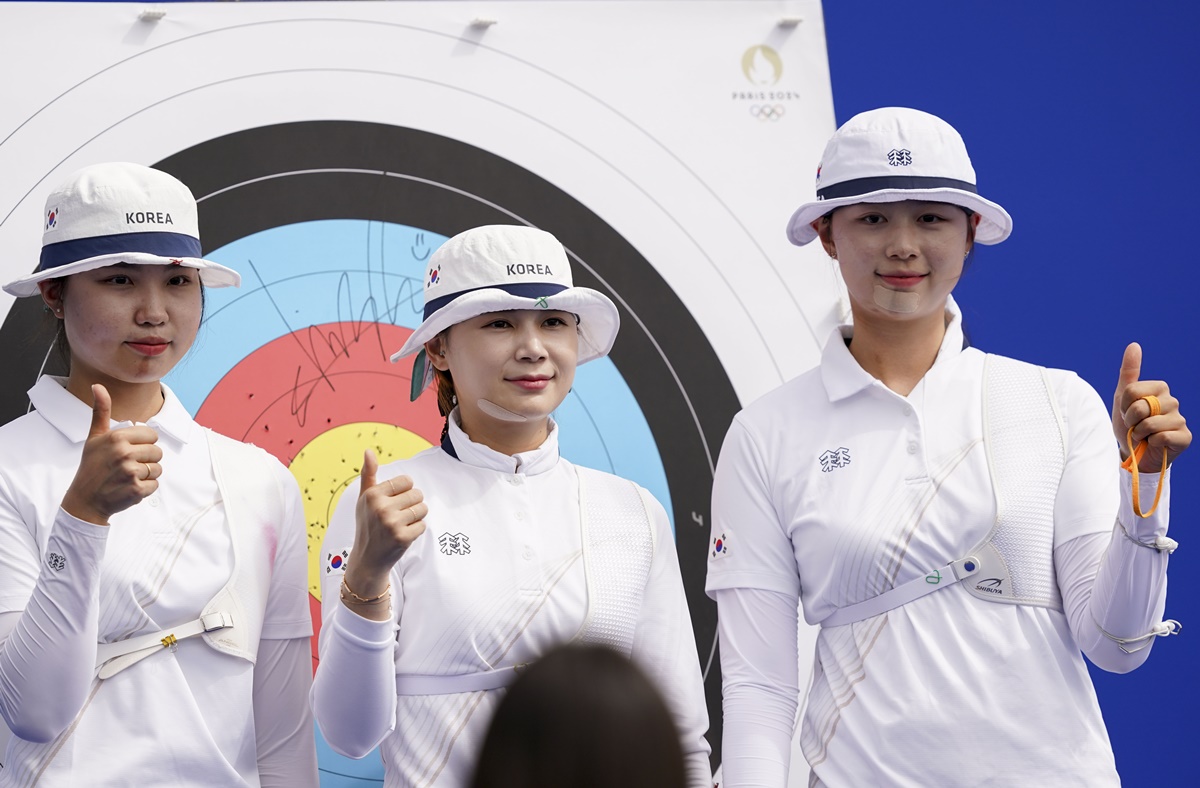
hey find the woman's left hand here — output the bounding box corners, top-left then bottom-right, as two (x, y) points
(1111, 342), (1191, 472)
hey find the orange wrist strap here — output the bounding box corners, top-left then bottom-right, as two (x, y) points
(1121, 395), (1167, 518)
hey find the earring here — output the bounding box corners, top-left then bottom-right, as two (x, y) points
(451, 394), (458, 406)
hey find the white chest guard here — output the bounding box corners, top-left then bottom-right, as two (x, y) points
(820, 354), (1066, 627)
(393, 465), (655, 695)
(966, 354), (1066, 609)
(573, 466), (657, 651)
(95, 431), (279, 677)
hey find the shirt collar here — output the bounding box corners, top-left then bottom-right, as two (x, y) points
(444, 408), (561, 475)
(28, 376), (198, 446)
(821, 295), (966, 403)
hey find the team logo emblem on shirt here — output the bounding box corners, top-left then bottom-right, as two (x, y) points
(47, 552), (66, 572)
(439, 533), (471, 556)
(711, 533), (729, 559)
(326, 548), (349, 573)
(818, 447), (851, 472)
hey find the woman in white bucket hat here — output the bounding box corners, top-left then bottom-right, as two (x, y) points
(0, 163), (317, 786)
(311, 224), (712, 786)
(706, 108), (1190, 786)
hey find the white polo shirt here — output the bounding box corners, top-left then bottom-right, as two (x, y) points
(0, 376), (312, 786)
(707, 298), (1172, 787)
(312, 414), (712, 788)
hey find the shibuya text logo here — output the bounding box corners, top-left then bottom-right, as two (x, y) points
(732, 44), (800, 120)
(974, 578), (1005, 595)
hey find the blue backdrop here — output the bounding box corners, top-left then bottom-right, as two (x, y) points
(821, 2), (1198, 784)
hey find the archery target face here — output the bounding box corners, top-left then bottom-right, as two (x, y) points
(43, 118), (735, 783)
(0, 120), (740, 786)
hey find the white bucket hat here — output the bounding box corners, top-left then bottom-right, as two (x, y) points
(3, 161), (241, 297)
(394, 225), (620, 400)
(786, 107), (1012, 246)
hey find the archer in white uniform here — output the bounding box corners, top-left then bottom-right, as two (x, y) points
(311, 225), (711, 787)
(707, 108), (1190, 787)
(0, 163), (317, 787)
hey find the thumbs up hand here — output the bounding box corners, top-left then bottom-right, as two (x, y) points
(343, 450), (427, 616)
(1111, 343), (1191, 473)
(59, 384), (163, 525)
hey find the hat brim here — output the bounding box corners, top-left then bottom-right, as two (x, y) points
(392, 287), (620, 397)
(786, 187), (1013, 247)
(2, 252), (241, 297)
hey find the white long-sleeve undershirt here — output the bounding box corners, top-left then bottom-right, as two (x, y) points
(0, 509), (106, 743)
(0, 508), (318, 787)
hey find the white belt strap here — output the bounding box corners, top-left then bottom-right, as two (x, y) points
(393, 664), (529, 696)
(95, 611), (234, 680)
(820, 557), (983, 627)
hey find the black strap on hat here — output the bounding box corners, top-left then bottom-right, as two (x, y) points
(818, 175), (978, 201)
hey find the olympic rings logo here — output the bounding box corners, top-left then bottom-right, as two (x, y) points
(750, 104), (785, 121)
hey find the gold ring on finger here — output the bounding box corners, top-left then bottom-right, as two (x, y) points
(143, 462), (153, 481)
(388, 479), (397, 495)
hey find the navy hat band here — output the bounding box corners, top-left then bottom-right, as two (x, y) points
(423, 282), (569, 321)
(817, 175), (978, 201)
(39, 231), (202, 271)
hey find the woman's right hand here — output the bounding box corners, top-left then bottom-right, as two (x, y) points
(344, 449), (428, 601)
(59, 384), (162, 526)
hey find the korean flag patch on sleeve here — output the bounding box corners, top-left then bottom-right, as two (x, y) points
(326, 549), (349, 574)
(711, 532), (730, 560)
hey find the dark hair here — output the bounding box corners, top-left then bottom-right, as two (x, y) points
(432, 364), (456, 418)
(469, 644), (687, 788)
(42, 277), (72, 371)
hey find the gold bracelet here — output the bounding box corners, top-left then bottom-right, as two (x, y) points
(341, 577), (390, 604)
